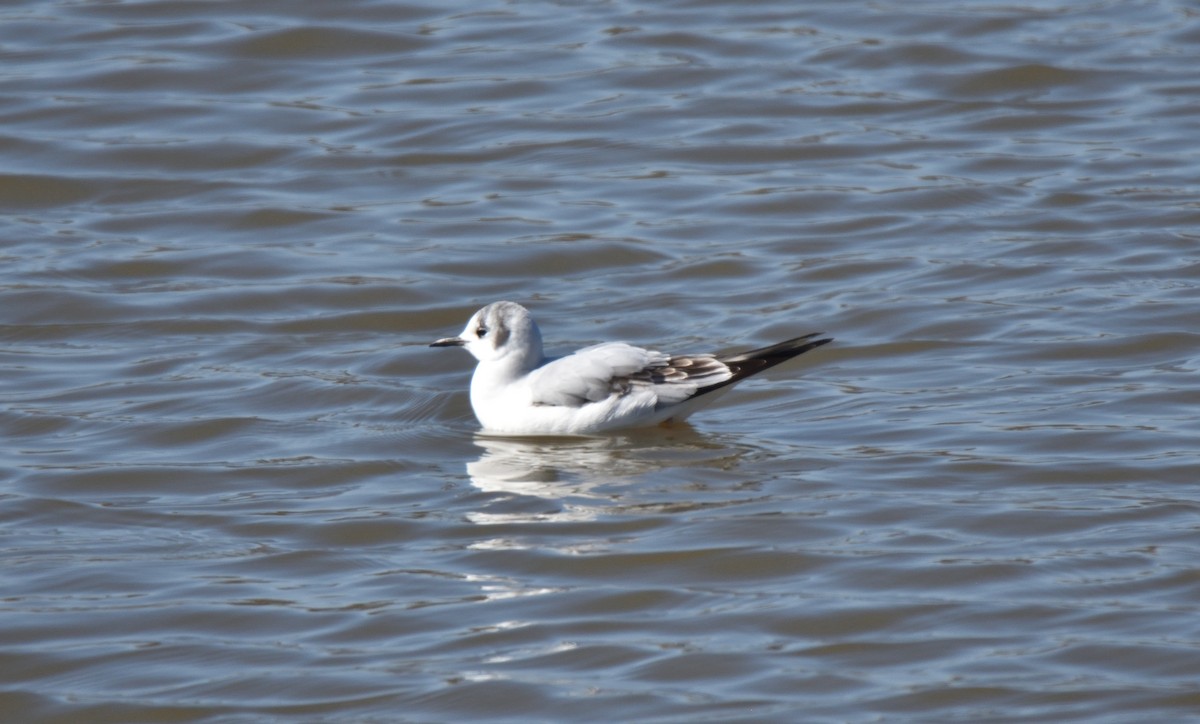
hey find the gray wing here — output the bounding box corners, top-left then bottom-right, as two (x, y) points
(526, 342), (732, 408)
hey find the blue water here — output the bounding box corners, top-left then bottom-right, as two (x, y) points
(3, 0), (1199, 721)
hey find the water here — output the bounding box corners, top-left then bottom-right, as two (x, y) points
(3, 0), (1199, 721)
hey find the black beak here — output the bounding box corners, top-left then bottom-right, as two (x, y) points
(430, 337), (465, 348)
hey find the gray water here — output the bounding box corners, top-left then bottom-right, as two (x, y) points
(3, 0), (1199, 721)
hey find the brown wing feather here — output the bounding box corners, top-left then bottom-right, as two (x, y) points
(612, 353), (729, 397)
(575, 333), (831, 405)
(693, 333), (832, 398)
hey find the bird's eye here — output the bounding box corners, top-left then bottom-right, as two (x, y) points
(476, 326), (488, 338)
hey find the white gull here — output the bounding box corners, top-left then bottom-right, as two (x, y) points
(431, 301), (831, 436)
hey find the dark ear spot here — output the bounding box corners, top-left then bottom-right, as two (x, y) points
(493, 323), (510, 348)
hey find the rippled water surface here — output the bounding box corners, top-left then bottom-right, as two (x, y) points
(4, 0), (1200, 721)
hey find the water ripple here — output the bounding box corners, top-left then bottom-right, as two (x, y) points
(3, 0), (1199, 720)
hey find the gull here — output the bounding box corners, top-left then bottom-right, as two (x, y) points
(431, 301), (831, 436)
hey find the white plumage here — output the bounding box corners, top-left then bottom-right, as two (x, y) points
(431, 301), (830, 436)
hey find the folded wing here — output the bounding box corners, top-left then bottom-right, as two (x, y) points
(526, 333), (832, 411)
(526, 342), (732, 408)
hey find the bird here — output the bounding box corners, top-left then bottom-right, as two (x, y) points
(430, 301), (831, 436)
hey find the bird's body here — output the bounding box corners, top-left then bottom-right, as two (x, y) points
(431, 301), (830, 436)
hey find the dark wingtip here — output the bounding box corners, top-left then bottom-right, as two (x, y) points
(721, 333), (832, 363)
(688, 332), (832, 397)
